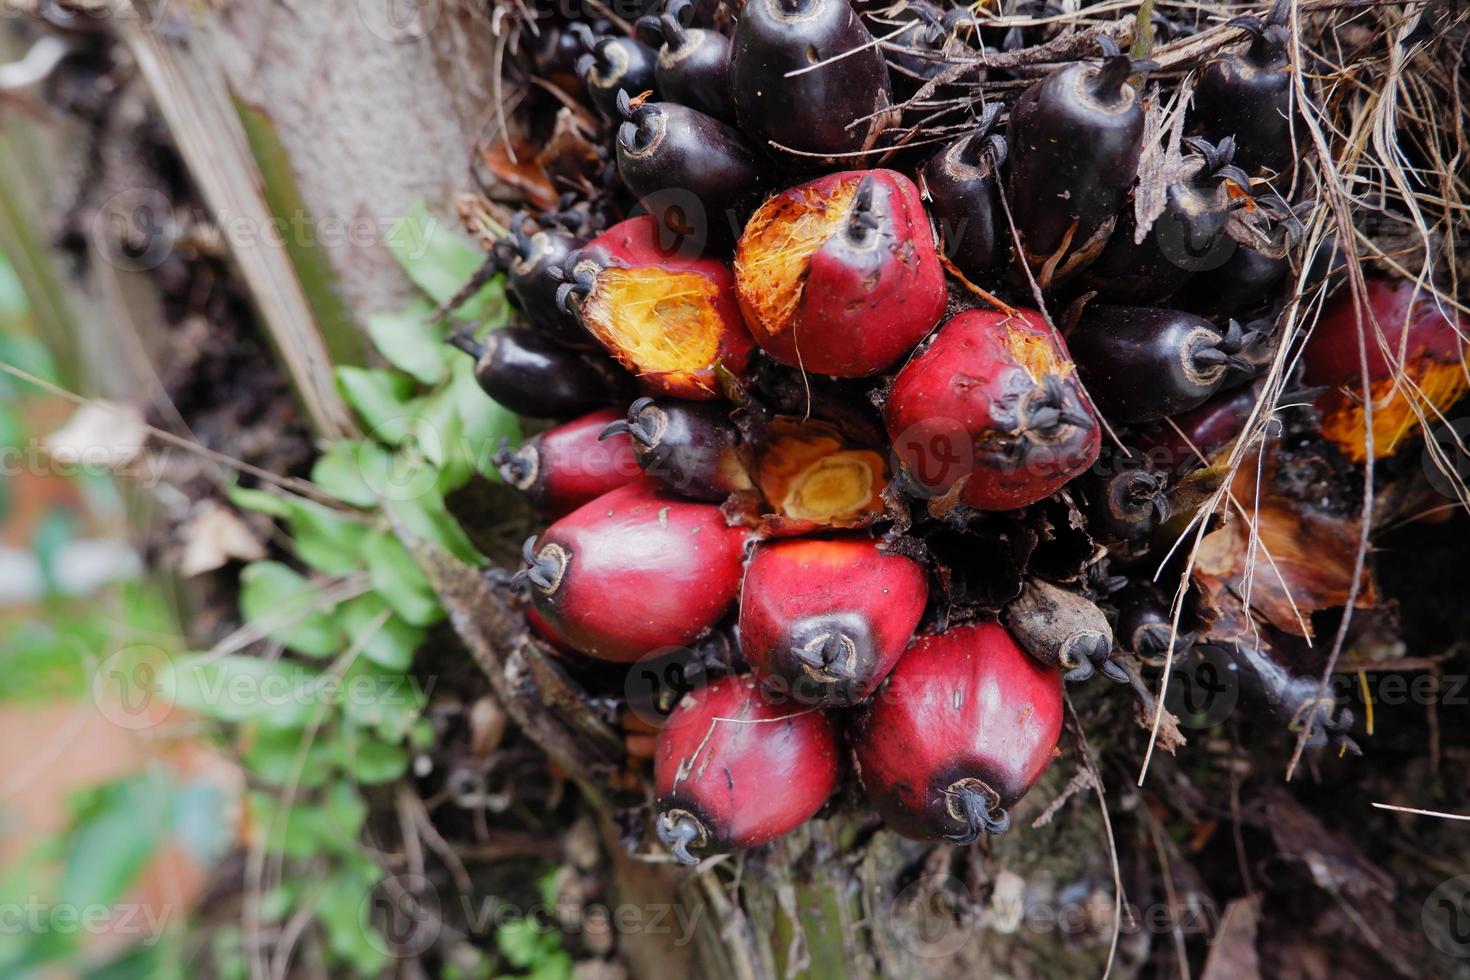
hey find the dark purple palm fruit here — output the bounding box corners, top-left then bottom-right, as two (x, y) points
(446, 327), (634, 420)
(573, 22), (659, 121)
(600, 397), (753, 502)
(1190, 5), (1296, 176)
(1067, 306), (1262, 423)
(636, 0), (737, 123)
(1006, 37), (1156, 287)
(920, 103), (1007, 283)
(730, 0), (896, 165)
(613, 89), (763, 243)
(503, 212), (594, 348)
(1084, 137), (1254, 303)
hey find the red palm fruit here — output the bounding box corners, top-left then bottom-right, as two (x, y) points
(514, 482), (749, 662)
(851, 622), (1063, 842)
(655, 674), (840, 864)
(734, 170), (946, 377)
(884, 308), (1101, 511)
(1133, 384), (1260, 476)
(738, 536), (928, 706)
(1301, 276), (1466, 462)
(493, 409), (641, 518)
(558, 215), (755, 400)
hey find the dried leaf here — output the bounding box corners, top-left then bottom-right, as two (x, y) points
(43, 401), (147, 471)
(178, 502), (267, 577)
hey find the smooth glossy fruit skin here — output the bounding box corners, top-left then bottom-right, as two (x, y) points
(562, 215), (755, 400)
(851, 623), (1063, 842)
(576, 31), (659, 120)
(451, 328), (634, 419)
(739, 536), (928, 706)
(1006, 40), (1153, 285)
(1084, 137), (1252, 303)
(1068, 306), (1254, 423)
(654, 675), (840, 863)
(730, 0), (894, 162)
(1113, 582), (1183, 655)
(640, 0), (737, 122)
(884, 308), (1101, 511)
(496, 408), (641, 518)
(1190, 19), (1293, 174)
(615, 96), (763, 241)
(734, 170), (946, 377)
(602, 397), (752, 502)
(1134, 384), (1259, 476)
(920, 106), (1006, 283)
(1181, 242), (1288, 319)
(1301, 277), (1467, 461)
(516, 482), (749, 663)
(505, 222), (590, 347)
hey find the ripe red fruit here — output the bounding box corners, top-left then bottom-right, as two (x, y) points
(884, 308), (1100, 510)
(734, 170), (946, 377)
(559, 215), (755, 400)
(494, 408), (641, 518)
(851, 623), (1063, 842)
(655, 675), (840, 863)
(738, 536), (928, 706)
(514, 482), (749, 662)
(1301, 276), (1466, 461)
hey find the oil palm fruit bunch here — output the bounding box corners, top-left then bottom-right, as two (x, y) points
(437, 0), (1425, 865)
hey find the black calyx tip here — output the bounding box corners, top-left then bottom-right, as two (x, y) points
(656, 809), (708, 866)
(507, 210), (534, 258)
(616, 92), (660, 152)
(494, 440), (536, 488)
(553, 251), (595, 315)
(568, 20), (598, 53)
(1216, 319), (1265, 373)
(944, 779), (1011, 844)
(513, 535), (567, 594)
(446, 329), (487, 361)
(1061, 630), (1113, 683)
(788, 613), (871, 691)
(660, 0), (693, 47)
(1112, 467), (1170, 527)
(846, 174), (881, 243)
(1026, 375), (1091, 438)
(601, 397), (661, 448)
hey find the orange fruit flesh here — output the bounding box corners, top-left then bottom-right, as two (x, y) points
(582, 267), (723, 377)
(735, 178), (861, 338)
(756, 429), (887, 523)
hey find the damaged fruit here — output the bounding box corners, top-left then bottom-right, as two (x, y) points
(734, 169), (946, 377)
(885, 308), (1100, 510)
(559, 214), (755, 399)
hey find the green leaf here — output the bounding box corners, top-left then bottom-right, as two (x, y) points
(284, 499), (368, 576)
(238, 561), (343, 657)
(387, 201), (505, 323)
(246, 791), (324, 859)
(168, 653), (325, 728)
(322, 779), (368, 841)
(59, 775), (168, 909)
(224, 484), (294, 519)
(340, 593), (424, 670)
(366, 302), (447, 385)
(340, 658), (426, 739)
(316, 866), (390, 977)
(336, 366), (420, 445)
(387, 489), (481, 565)
(362, 530), (442, 626)
(310, 442), (380, 508)
(242, 725), (331, 787)
(335, 730), (410, 785)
